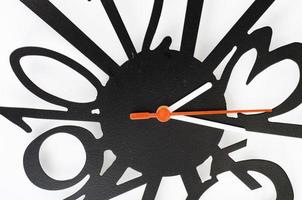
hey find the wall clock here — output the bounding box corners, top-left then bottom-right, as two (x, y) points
(1, 0), (302, 199)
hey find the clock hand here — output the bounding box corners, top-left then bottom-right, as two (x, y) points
(168, 82), (212, 112)
(129, 107), (247, 132)
(129, 82), (212, 121)
(130, 106), (272, 122)
(171, 115), (245, 133)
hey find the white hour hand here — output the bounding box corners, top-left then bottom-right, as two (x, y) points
(168, 82), (212, 112)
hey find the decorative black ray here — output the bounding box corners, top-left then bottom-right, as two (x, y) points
(180, 0), (204, 56)
(201, 114), (302, 139)
(234, 160), (294, 200)
(203, 0), (275, 72)
(211, 146), (294, 199)
(108, 176), (147, 199)
(100, 0), (137, 59)
(181, 169), (204, 199)
(210, 144), (294, 197)
(0, 107), (99, 122)
(246, 42), (302, 117)
(194, 0), (302, 140)
(0, 107), (99, 133)
(20, 0), (119, 77)
(83, 160), (129, 199)
(0, 46), (103, 132)
(142, 0), (164, 51)
(247, 120), (302, 139)
(141, 177), (161, 200)
(230, 165), (262, 190)
(100, 159), (128, 184)
(0, 108), (32, 132)
(22, 125), (148, 199)
(70, 164), (148, 199)
(204, 32), (302, 139)
(10, 47), (103, 110)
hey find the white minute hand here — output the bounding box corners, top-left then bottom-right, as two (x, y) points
(170, 115), (246, 133)
(168, 82), (245, 132)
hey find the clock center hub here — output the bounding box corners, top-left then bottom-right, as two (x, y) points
(156, 106), (171, 122)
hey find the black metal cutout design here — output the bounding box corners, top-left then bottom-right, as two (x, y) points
(1, 0), (302, 199)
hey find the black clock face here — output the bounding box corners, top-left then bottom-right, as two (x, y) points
(101, 48), (224, 175)
(1, 0), (302, 199)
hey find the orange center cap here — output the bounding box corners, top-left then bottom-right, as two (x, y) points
(156, 106), (171, 122)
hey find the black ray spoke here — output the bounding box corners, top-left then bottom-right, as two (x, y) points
(180, 0), (204, 56)
(142, 0), (164, 51)
(0, 107), (100, 132)
(213, 147), (261, 190)
(101, 159), (127, 184)
(141, 177), (161, 200)
(202, 115), (302, 139)
(20, 0), (119, 77)
(203, 0), (275, 71)
(99, 160), (148, 199)
(181, 169), (205, 200)
(110, 175), (147, 198)
(100, 0), (137, 59)
(243, 115), (302, 139)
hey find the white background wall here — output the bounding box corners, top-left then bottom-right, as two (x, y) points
(1, 0), (302, 199)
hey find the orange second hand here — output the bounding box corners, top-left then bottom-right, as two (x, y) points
(170, 109), (272, 116)
(130, 109), (272, 120)
(129, 112), (156, 120)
